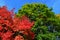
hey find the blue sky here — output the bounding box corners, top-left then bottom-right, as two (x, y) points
(0, 0), (60, 14)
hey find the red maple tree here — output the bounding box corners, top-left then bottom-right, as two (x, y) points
(0, 6), (35, 40)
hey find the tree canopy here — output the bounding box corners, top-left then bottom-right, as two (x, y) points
(17, 3), (60, 40)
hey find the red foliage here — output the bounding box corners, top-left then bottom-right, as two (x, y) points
(0, 6), (35, 40)
(14, 35), (24, 40)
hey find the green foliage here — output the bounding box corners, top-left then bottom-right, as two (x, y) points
(16, 3), (60, 40)
(17, 3), (55, 21)
(36, 33), (56, 40)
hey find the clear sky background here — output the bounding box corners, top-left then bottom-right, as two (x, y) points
(0, 0), (60, 14)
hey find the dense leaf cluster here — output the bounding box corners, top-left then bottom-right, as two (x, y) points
(17, 3), (60, 40)
(0, 6), (35, 40)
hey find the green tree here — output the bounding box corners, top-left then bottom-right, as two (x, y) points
(16, 3), (60, 40)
